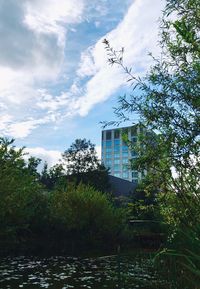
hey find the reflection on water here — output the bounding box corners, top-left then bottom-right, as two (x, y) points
(0, 255), (167, 289)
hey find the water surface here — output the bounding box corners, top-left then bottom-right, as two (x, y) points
(0, 254), (168, 289)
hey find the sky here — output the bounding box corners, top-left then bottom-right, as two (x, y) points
(0, 0), (165, 167)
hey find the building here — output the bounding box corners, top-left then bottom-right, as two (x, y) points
(101, 125), (143, 183)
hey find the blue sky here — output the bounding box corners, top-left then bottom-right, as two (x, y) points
(0, 0), (165, 166)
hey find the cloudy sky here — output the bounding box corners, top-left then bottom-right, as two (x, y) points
(0, 0), (165, 167)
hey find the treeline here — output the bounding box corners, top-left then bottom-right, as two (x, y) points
(0, 137), (130, 255)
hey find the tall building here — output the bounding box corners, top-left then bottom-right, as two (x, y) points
(101, 125), (143, 183)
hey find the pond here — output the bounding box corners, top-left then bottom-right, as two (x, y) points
(0, 254), (168, 289)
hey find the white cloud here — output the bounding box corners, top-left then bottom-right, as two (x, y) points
(25, 144), (100, 170)
(7, 118), (49, 139)
(0, 117), (50, 139)
(96, 145), (101, 160)
(72, 0), (165, 116)
(21, 0), (164, 121)
(77, 46), (98, 77)
(24, 147), (62, 168)
(0, 0), (85, 138)
(0, 0), (165, 139)
(0, 114), (13, 131)
(24, 0), (85, 46)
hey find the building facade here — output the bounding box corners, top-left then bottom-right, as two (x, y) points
(101, 125), (143, 183)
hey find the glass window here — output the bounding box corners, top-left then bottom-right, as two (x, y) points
(114, 164), (120, 170)
(105, 151), (112, 157)
(122, 145), (128, 152)
(122, 166), (128, 171)
(106, 147), (112, 153)
(102, 131), (104, 141)
(114, 172), (120, 178)
(114, 130), (120, 139)
(114, 146), (120, 152)
(105, 159), (112, 165)
(114, 159), (120, 164)
(114, 139), (120, 146)
(122, 151), (128, 157)
(122, 172), (129, 178)
(114, 152), (120, 158)
(106, 131), (111, 140)
(106, 140), (112, 147)
(122, 158), (128, 164)
(132, 171), (138, 178)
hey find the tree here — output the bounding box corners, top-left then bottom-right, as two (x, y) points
(103, 0), (200, 227)
(62, 139), (110, 192)
(40, 162), (66, 191)
(62, 139), (101, 174)
(49, 183), (123, 247)
(104, 0), (200, 285)
(0, 138), (45, 251)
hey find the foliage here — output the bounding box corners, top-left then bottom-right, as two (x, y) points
(62, 138), (110, 192)
(0, 138), (44, 248)
(103, 0), (200, 227)
(49, 183), (124, 244)
(62, 139), (101, 174)
(104, 0), (199, 286)
(40, 162), (66, 191)
(155, 225), (200, 288)
(0, 138), (124, 254)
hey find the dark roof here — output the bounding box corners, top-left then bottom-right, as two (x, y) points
(108, 175), (137, 197)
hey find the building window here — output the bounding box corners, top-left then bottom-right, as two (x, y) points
(122, 151), (128, 157)
(114, 139), (120, 146)
(114, 159), (120, 164)
(122, 145), (128, 152)
(114, 130), (120, 139)
(122, 158), (128, 164)
(131, 126), (137, 136)
(106, 147), (112, 153)
(105, 151), (112, 157)
(114, 172), (120, 178)
(106, 131), (111, 140)
(106, 140), (112, 147)
(105, 159), (112, 165)
(114, 164), (120, 170)
(114, 146), (120, 152)
(122, 172), (129, 178)
(114, 152), (120, 158)
(122, 165), (128, 171)
(132, 171), (138, 178)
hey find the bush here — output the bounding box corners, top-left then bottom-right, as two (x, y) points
(49, 183), (124, 248)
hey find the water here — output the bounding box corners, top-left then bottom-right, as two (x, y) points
(0, 255), (168, 289)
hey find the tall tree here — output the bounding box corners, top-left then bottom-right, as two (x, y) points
(62, 139), (101, 174)
(62, 139), (110, 192)
(103, 0), (200, 226)
(104, 1), (200, 283)
(0, 138), (44, 247)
